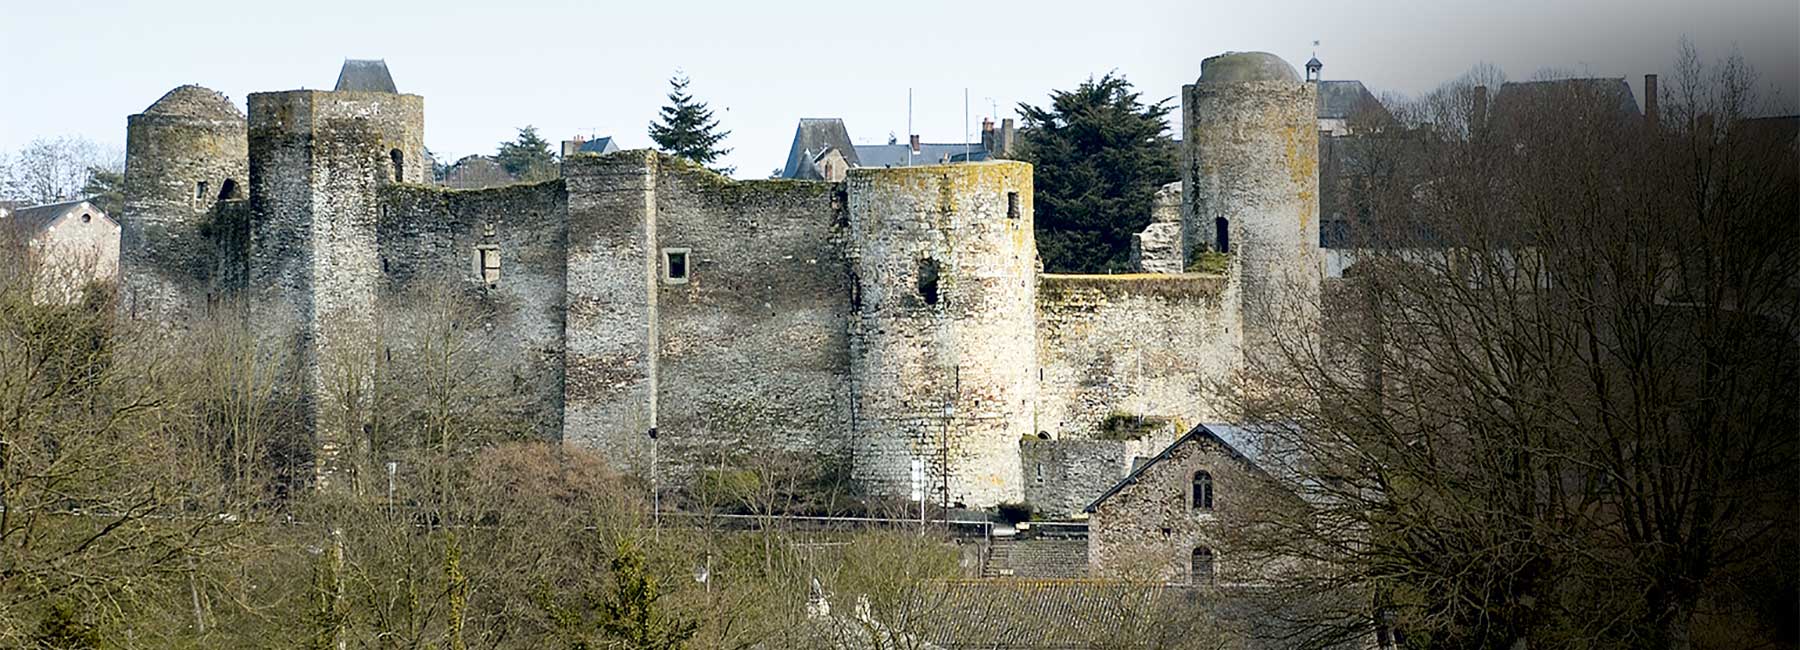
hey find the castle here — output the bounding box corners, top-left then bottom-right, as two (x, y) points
(118, 52), (1322, 514)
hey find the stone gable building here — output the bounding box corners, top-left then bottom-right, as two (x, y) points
(117, 52), (1324, 513)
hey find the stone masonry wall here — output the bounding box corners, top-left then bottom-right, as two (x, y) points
(246, 88), (426, 487)
(1183, 65), (1321, 367)
(1129, 182), (1184, 273)
(378, 181), (569, 439)
(848, 161), (1036, 508)
(1034, 273), (1238, 440)
(1087, 432), (1262, 582)
(562, 152), (658, 468)
(651, 159), (852, 477)
(1021, 437), (1172, 518)
(121, 88), (247, 324)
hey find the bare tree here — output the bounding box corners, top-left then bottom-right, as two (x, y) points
(1229, 44), (1797, 650)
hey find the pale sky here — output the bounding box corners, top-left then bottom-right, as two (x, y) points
(3, 0), (1795, 179)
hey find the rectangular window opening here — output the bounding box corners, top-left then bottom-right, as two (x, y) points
(663, 248), (691, 284)
(1006, 191), (1020, 219)
(477, 247), (501, 285)
(196, 181), (209, 201)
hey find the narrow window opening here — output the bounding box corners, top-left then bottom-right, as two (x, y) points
(1215, 216), (1230, 254)
(916, 258), (940, 306)
(1192, 470), (1214, 510)
(219, 178), (240, 200)
(195, 181), (209, 201)
(662, 248), (691, 284)
(390, 149), (405, 182)
(1034, 463), (1044, 484)
(1191, 547), (1215, 585)
(476, 247), (500, 285)
(1006, 191), (1020, 219)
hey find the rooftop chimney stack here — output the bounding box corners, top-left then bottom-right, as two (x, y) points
(1644, 74), (1660, 132)
(909, 134), (921, 154)
(999, 119), (1016, 158)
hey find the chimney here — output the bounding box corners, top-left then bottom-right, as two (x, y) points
(1000, 118), (1016, 157)
(1644, 74), (1659, 131)
(982, 118), (996, 152)
(1471, 85), (1488, 137)
(909, 134), (921, 154)
(982, 117), (995, 133)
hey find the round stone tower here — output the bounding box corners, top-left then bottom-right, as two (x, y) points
(121, 85), (248, 323)
(847, 161), (1037, 509)
(1181, 51), (1321, 364)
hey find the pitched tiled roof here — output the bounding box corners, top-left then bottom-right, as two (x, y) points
(853, 142), (988, 168)
(7, 199), (110, 233)
(1316, 80), (1387, 121)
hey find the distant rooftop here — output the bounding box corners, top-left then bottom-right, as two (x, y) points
(335, 59), (397, 93)
(853, 142), (988, 168)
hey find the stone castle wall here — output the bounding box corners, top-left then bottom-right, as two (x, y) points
(1021, 436), (1171, 518)
(1034, 273), (1237, 439)
(1086, 431), (1261, 582)
(121, 86), (247, 324)
(377, 180), (569, 439)
(847, 162), (1037, 508)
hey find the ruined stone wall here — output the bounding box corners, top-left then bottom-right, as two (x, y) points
(562, 151), (658, 466)
(1182, 55), (1321, 366)
(1022, 436), (1172, 518)
(650, 160), (852, 475)
(377, 181), (568, 439)
(1034, 273), (1237, 441)
(121, 87), (247, 324)
(1087, 433), (1261, 582)
(246, 89), (426, 486)
(983, 536), (1090, 578)
(847, 161), (1036, 509)
(1129, 182), (1184, 273)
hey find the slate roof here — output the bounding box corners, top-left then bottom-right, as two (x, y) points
(1316, 80), (1388, 121)
(335, 59), (398, 93)
(1083, 423), (1264, 514)
(780, 119), (860, 179)
(572, 137), (619, 154)
(853, 142), (988, 168)
(7, 199), (111, 233)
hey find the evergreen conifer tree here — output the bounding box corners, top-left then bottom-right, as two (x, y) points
(648, 73), (733, 175)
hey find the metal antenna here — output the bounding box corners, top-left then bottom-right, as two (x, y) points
(964, 88), (970, 163)
(907, 88), (914, 167)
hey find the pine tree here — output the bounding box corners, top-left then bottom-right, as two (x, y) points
(1016, 73), (1178, 273)
(648, 73), (733, 176)
(495, 126), (558, 181)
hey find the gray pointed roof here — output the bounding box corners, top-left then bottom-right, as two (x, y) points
(1083, 423), (1264, 513)
(1316, 79), (1388, 121)
(780, 119), (859, 179)
(335, 59), (397, 93)
(7, 199), (112, 233)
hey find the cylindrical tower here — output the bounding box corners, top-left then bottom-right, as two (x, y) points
(847, 161), (1037, 509)
(1181, 52), (1321, 364)
(120, 85), (248, 323)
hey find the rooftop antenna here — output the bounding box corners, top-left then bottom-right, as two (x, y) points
(963, 88), (970, 163)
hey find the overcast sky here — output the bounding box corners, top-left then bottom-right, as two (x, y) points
(2, 0), (1795, 178)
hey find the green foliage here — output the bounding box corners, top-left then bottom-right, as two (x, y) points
(80, 166), (123, 216)
(648, 73), (733, 176)
(33, 600), (102, 650)
(495, 127), (558, 181)
(1187, 250), (1230, 275)
(1095, 412), (1170, 441)
(1016, 73), (1178, 273)
(578, 539), (698, 650)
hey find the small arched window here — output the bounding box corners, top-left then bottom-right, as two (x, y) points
(1191, 547), (1215, 585)
(390, 149), (405, 182)
(1192, 470), (1214, 511)
(219, 178), (240, 200)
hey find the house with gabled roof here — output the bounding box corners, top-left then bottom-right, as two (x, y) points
(2, 198), (119, 302)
